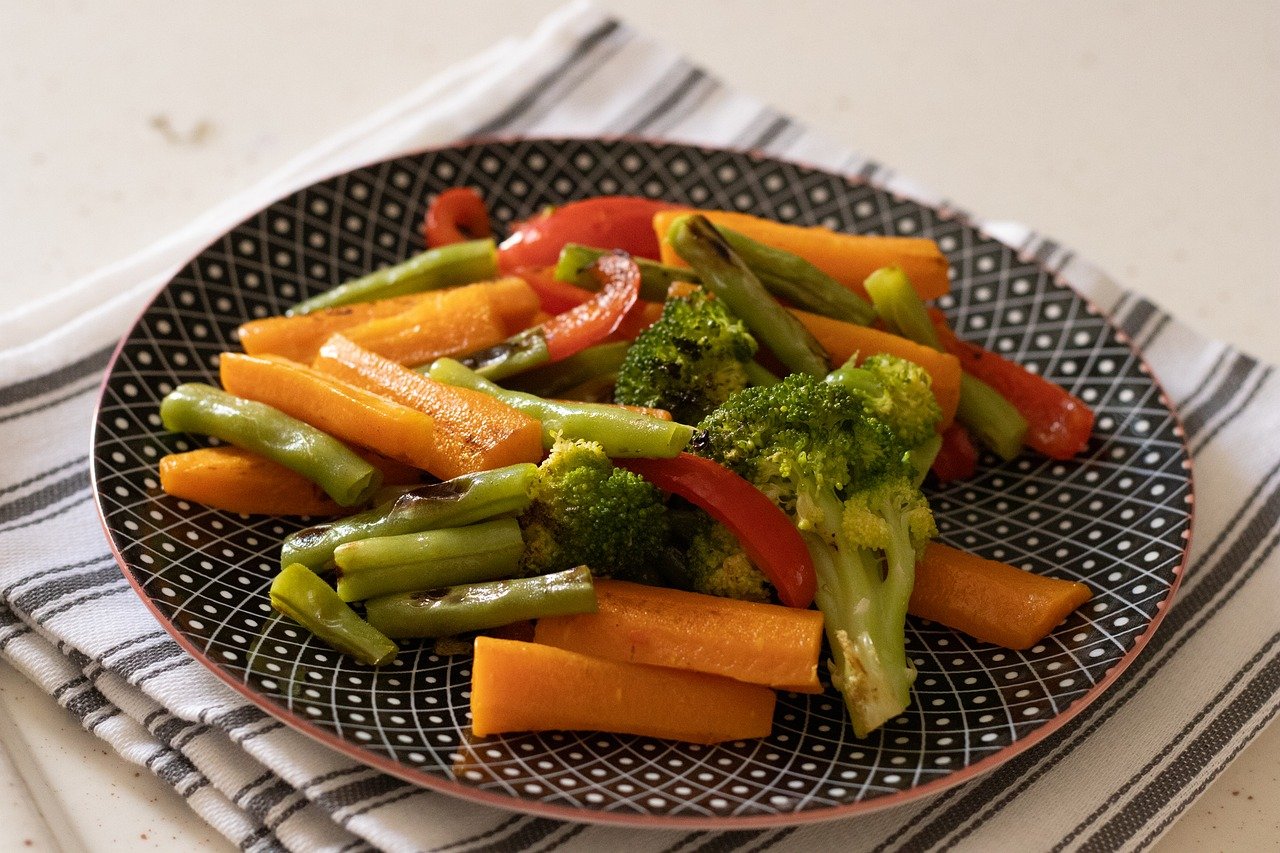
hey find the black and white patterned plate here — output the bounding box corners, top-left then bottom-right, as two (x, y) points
(91, 138), (1192, 827)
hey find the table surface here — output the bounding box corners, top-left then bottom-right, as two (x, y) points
(2, 1), (1278, 849)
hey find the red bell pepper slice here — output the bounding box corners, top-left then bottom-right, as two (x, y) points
(931, 423), (979, 483)
(498, 196), (680, 272)
(929, 309), (1094, 460)
(618, 453), (817, 609)
(510, 266), (595, 314)
(423, 187), (492, 248)
(540, 252), (641, 362)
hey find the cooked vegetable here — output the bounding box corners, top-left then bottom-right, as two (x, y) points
(458, 253), (641, 380)
(930, 310), (1095, 460)
(281, 463), (538, 571)
(218, 352), (441, 472)
(159, 382), (381, 507)
(790, 307), (961, 429)
(534, 578), (825, 692)
(290, 238), (498, 315)
(909, 542), (1092, 649)
(270, 563), (397, 666)
(668, 214), (830, 377)
(339, 276), (540, 367)
(618, 453), (816, 609)
(665, 509), (772, 602)
(312, 334), (542, 478)
(518, 439), (668, 583)
(553, 243), (690, 302)
(424, 187), (492, 247)
(334, 518), (525, 602)
(497, 196), (677, 272)
(469, 635), (776, 744)
(428, 357), (694, 457)
(654, 209), (951, 302)
(505, 341), (630, 398)
(158, 445), (417, 516)
(613, 286), (758, 424)
(864, 266), (1028, 460)
(239, 290), (444, 363)
(931, 423), (980, 483)
(365, 566), (597, 638)
(692, 374), (936, 736)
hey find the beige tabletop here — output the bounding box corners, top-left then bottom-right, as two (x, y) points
(2, 1), (1278, 849)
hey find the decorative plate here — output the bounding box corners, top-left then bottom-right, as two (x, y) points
(91, 138), (1192, 827)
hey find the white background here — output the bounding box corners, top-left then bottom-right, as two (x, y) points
(1, 1), (1277, 849)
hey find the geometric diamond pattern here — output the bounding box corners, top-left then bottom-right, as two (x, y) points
(91, 138), (1191, 825)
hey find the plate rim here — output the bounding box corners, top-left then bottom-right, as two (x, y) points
(89, 134), (1196, 829)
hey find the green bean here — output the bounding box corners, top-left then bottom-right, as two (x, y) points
(281, 463), (537, 571)
(160, 383), (381, 507)
(744, 359), (782, 387)
(270, 563), (398, 666)
(862, 266), (1028, 459)
(364, 565), (597, 639)
(334, 518), (525, 602)
(717, 227), (877, 326)
(554, 244), (691, 302)
(428, 358), (695, 457)
(504, 341), (631, 398)
(667, 214), (830, 376)
(288, 238), (498, 315)
(455, 327), (549, 381)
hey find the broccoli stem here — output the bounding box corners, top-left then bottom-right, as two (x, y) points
(668, 214), (831, 377)
(864, 266), (1028, 460)
(364, 565), (598, 639)
(333, 517), (525, 602)
(805, 488), (916, 738)
(289, 238), (498, 315)
(505, 341), (631, 398)
(428, 358), (695, 456)
(280, 463), (537, 571)
(270, 563), (398, 666)
(554, 244), (689, 302)
(717, 226), (877, 326)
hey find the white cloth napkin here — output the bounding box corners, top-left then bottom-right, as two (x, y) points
(4, 2), (1278, 850)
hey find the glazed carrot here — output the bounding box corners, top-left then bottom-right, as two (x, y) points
(342, 277), (541, 366)
(653, 209), (950, 301)
(237, 291), (440, 363)
(312, 334), (542, 478)
(158, 446), (419, 516)
(791, 308), (961, 429)
(909, 542), (1092, 650)
(470, 636), (776, 744)
(219, 352), (442, 472)
(533, 579), (824, 693)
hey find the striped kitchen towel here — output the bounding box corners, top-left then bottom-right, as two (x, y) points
(2, 2), (1276, 850)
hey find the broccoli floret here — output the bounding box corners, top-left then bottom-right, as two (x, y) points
(518, 438), (668, 583)
(664, 508), (772, 602)
(691, 373), (936, 737)
(826, 353), (944, 482)
(613, 288), (757, 424)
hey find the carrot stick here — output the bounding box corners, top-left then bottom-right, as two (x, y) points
(342, 277), (541, 366)
(909, 542), (1092, 649)
(158, 446), (419, 516)
(311, 334), (543, 479)
(470, 636), (776, 744)
(790, 308), (961, 429)
(237, 291), (440, 363)
(653, 209), (950, 301)
(533, 579), (824, 693)
(218, 352), (442, 472)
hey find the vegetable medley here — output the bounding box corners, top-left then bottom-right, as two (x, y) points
(157, 189), (1095, 744)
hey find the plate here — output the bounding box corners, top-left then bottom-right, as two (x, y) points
(91, 138), (1191, 827)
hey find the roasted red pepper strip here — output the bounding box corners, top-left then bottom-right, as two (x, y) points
(618, 453), (817, 609)
(498, 196), (680, 272)
(931, 423), (980, 483)
(929, 310), (1095, 460)
(424, 187), (492, 248)
(511, 266), (595, 314)
(541, 252), (641, 362)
